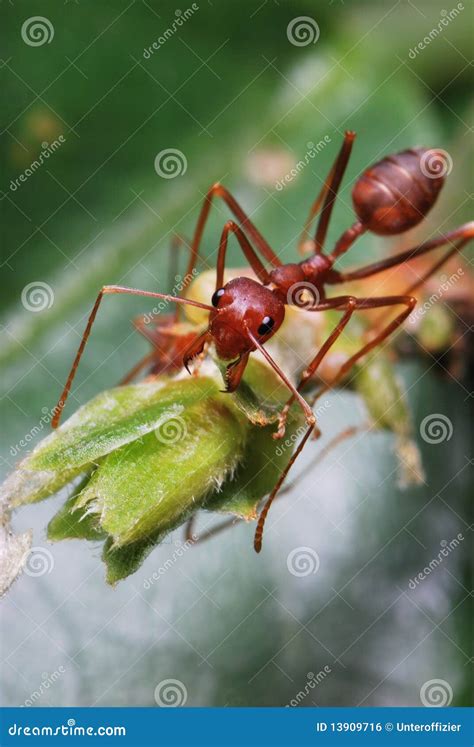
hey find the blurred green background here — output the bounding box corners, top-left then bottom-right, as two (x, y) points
(1, 0), (472, 707)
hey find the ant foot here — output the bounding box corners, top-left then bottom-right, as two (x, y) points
(272, 420), (287, 441)
(272, 411), (289, 440)
(272, 405), (291, 440)
(306, 413), (316, 428)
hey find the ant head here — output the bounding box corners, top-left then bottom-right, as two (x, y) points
(209, 277), (285, 360)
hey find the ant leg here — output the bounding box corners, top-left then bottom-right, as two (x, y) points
(400, 239), (470, 297)
(167, 234), (193, 321)
(313, 131), (356, 254)
(185, 515), (196, 542)
(278, 294), (417, 436)
(328, 220), (367, 261)
(328, 222), (474, 284)
(215, 220), (272, 287)
(244, 323), (316, 429)
(119, 312), (197, 384)
(254, 425), (314, 552)
(312, 295), (417, 403)
(191, 427), (366, 544)
(120, 314), (177, 383)
(119, 350), (158, 385)
(186, 183), (282, 278)
(132, 312), (177, 347)
(184, 423), (366, 550)
(298, 131), (357, 254)
(371, 241), (467, 331)
(118, 230), (195, 386)
(275, 295), (359, 438)
(52, 286), (214, 428)
(254, 294), (416, 553)
(167, 234), (191, 285)
(184, 515), (239, 545)
(298, 165), (337, 254)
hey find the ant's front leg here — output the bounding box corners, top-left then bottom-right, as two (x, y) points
(244, 323), (317, 431)
(274, 296), (358, 439)
(52, 286), (214, 428)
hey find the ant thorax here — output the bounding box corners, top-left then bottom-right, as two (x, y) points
(299, 253), (333, 283)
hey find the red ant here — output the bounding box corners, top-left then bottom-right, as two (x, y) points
(52, 131), (473, 552)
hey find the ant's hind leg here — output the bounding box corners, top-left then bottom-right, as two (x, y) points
(312, 295), (417, 404)
(299, 131), (357, 255)
(329, 222), (474, 285)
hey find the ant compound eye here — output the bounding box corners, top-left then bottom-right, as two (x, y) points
(211, 288), (225, 307)
(257, 316), (275, 336)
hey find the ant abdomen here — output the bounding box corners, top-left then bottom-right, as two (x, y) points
(352, 148), (446, 236)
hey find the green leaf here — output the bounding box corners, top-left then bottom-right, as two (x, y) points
(354, 353), (411, 437)
(47, 478), (107, 542)
(207, 413), (304, 520)
(3, 376), (220, 507)
(102, 533), (166, 587)
(416, 304), (455, 352)
(1, 464), (86, 513)
(31, 377), (219, 471)
(77, 397), (248, 547)
(353, 353), (424, 486)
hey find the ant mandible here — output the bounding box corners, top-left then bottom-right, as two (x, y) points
(52, 131), (473, 552)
